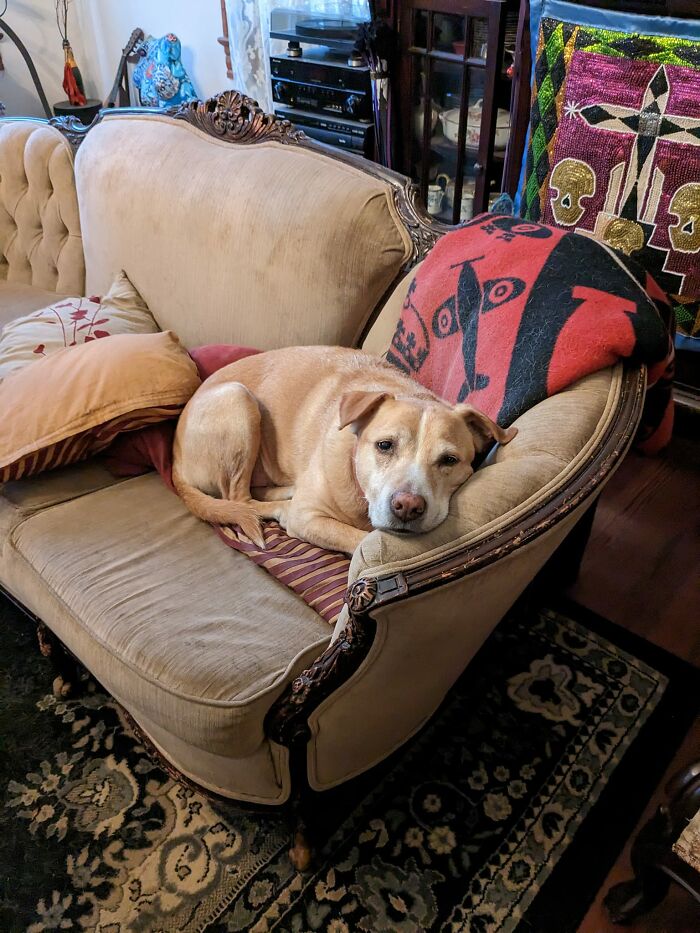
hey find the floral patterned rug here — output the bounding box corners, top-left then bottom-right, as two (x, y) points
(1, 594), (697, 933)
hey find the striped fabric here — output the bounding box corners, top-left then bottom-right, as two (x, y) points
(0, 405), (182, 483)
(217, 522), (351, 626)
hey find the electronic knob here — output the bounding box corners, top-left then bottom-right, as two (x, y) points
(345, 94), (360, 116)
(273, 81), (294, 106)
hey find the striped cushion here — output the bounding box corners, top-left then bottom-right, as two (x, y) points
(0, 331), (200, 483)
(0, 405), (182, 483)
(217, 523), (350, 626)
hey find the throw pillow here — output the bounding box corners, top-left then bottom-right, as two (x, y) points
(0, 270), (159, 379)
(517, 0), (700, 349)
(0, 331), (200, 482)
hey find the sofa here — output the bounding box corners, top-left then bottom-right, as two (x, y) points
(0, 92), (645, 816)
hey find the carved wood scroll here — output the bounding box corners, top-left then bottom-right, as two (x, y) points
(265, 579), (378, 747)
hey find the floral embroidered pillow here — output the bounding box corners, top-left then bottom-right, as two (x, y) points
(0, 271), (159, 379)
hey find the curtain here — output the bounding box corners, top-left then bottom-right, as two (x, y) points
(226, 1), (370, 112)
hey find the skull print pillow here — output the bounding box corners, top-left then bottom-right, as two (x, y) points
(519, 1), (700, 347)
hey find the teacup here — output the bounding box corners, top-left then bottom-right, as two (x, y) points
(426, 184), (444, 215)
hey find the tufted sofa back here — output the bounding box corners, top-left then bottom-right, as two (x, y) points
(0, 120), (85, 295)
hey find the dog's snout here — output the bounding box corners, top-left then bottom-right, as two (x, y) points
(390, 491), (426, 522)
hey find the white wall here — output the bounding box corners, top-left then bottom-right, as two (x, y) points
(0, 0), (95, 117)
(0, 0), (231, 118)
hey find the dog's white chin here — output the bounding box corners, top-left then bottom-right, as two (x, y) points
(368, 505), (447, 536)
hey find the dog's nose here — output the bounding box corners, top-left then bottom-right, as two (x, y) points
(390, 492), (426, 522)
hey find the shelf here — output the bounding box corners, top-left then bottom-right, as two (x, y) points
(408, 47), (487, 68)
(429, 132), (506, 161)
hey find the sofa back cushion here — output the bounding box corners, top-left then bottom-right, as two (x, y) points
(75, 115), (413, 349)
(0, 121), (85, 295)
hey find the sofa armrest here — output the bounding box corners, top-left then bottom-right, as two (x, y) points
(347, 364), (625, 585)
(265, 362), (645, 789)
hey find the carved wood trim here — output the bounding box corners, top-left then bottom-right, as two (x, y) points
(265, 579), (377, 747)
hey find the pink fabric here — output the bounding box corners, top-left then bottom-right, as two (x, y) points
(103, 344), (349, 625)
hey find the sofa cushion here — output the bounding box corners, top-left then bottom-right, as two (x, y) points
(0, 459), (122, 544)
(0, 121), (84, 295)
(5, 475), (330, 767)
(0, 271), (158, 378)
(75, 114), (413, 350)
(0, 331), (200, 482)
(0, 282), (70, 329)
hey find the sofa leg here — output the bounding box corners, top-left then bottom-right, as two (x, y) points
(289, 817), (313, 872)
(287, 740), (314, 871)
(36, 623), (81, 698)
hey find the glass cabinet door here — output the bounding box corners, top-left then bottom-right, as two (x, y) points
(400, 1), (513, 225)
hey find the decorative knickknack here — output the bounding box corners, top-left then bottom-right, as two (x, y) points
(133, 33), (198, 109)
(55, 0), (85, 105)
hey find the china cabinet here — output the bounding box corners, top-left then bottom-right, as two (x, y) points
(396, 0), (524, 224)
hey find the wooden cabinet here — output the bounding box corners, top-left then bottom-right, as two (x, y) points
(395, 0), (523, 224)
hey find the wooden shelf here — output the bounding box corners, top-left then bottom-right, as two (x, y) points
(429, 132), (506, 161)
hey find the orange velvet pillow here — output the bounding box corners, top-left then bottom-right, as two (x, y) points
(0, 331), (200, 482)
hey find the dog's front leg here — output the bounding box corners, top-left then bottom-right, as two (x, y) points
(286, 503), (368, 555)
(251, 499), (291, 525)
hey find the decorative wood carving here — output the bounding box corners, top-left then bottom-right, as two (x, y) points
(265, 602), (376, 747)
(48, 113), (102, 152)
(346, 577), (378, 615)
(172, 90), (306, 144)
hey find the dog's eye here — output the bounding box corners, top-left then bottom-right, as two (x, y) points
(376, 440), (393, 453)
(439, 454), (459, 467)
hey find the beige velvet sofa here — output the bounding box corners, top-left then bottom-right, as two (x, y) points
(0, 93), (645, 814)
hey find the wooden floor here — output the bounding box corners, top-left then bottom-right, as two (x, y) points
(565, 424), (700, 932)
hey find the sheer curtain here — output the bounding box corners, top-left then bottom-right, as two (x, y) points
(226, 1), (370, 111)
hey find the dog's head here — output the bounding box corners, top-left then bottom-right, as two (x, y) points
(339, 390), (517, 535)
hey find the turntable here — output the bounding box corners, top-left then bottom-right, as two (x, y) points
(270, 7), (364, 53)
(295, 18), (359, 40)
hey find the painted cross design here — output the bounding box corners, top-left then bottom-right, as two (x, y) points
(574, 64), (700, 223)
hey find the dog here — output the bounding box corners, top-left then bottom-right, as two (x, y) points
(172, 346), (517, 554)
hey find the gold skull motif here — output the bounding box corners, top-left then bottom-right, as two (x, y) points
(549, 158), (596, 226)
(603, 217), (645, 256)
(669, 183), (700, 253)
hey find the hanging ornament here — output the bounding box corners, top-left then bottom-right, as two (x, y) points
(56, 1), (86, 106)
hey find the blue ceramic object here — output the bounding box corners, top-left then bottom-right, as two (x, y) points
(133, 33), (197, 109)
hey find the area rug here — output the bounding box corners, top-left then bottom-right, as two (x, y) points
(0, 595), (697, 933)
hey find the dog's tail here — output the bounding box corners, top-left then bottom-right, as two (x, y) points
(173, 473), (266, 549)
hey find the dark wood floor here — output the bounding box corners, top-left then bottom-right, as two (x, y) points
(564, 424), (700, 932)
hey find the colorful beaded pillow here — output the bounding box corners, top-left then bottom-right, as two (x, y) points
(518, 1), (700, 349)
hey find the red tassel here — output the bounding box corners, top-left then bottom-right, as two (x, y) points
(63, 61), (86, 106)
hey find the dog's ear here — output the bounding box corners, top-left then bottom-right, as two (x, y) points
(455, 404), (518, 453)
(339, 391), (389, 432)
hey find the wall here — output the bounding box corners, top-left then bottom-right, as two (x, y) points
(0, 1), (94, 117)
(0, 0), (231, 118)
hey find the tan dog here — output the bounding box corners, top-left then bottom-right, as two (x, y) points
(172, 347), (517, 554)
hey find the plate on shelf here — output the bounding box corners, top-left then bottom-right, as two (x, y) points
(431, 133), (506, 156)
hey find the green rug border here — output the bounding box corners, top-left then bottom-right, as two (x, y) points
(518, 595), (700, 933)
